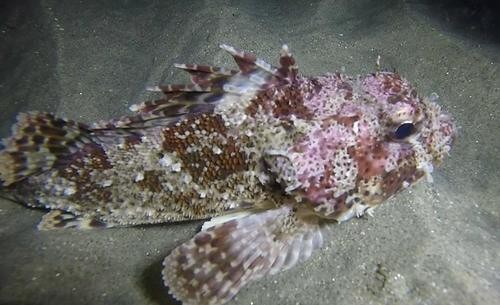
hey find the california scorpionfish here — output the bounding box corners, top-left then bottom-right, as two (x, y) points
(0, 44), (455, 305)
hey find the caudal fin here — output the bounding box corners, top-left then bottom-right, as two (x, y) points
(0, 112), (93, 186)
(162, 205), (324, 305)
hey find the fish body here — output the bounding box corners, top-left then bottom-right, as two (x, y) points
(0, 45), (455, 304)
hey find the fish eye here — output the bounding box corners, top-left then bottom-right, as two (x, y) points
(394, 122), (415, 139)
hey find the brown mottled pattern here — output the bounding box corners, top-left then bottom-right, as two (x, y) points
(162, 114), (226, 152)
(379, 73), (420, 109)
(381, 73), (404, 94)
(58, 143), (112, 201)
(136, 170), (163, 193)
(162, 114), (247, 183)
(245, 85), (314, 119)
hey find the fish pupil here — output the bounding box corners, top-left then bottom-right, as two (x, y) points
(394, 122), (415, 139)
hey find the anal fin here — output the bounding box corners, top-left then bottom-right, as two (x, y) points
(37, 210), (106, 230)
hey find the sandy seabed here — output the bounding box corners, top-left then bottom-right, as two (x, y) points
(0, 1), (498, 305)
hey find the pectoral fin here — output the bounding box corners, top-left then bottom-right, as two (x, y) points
(162, 205), (324, 305)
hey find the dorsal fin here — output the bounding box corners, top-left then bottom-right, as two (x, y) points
(219, 44), (262, 74)
(98, 44), (300, 130)
(277, 44), (299, 84)
(174, 63), (238, 87)
(221, 44), (299, 85)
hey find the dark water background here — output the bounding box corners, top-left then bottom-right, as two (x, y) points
(0, 1), (498, 304)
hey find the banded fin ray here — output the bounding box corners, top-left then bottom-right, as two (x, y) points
(277, 44), (299, 84)
(115, 64), (239, 129)
(173, 63), (238, 88)
(115, 44), (300, 130)
(220, 44), (299, 85)
(162, 205), (324, 305)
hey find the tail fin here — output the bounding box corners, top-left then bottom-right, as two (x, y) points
(0, 112), (93, 186)
(162, 205), (324, 305)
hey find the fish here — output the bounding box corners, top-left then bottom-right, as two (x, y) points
(0, 44), (456, 305)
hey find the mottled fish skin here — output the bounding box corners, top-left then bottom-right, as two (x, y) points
(0, 44), (455, 304)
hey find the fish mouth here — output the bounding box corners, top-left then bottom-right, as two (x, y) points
(416, 96), (457, 166)
(434, 112), (457, 162)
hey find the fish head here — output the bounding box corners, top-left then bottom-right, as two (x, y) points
(268, 71), (456, 219)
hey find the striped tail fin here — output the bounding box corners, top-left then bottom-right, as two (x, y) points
(0, 112), (94, 186)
